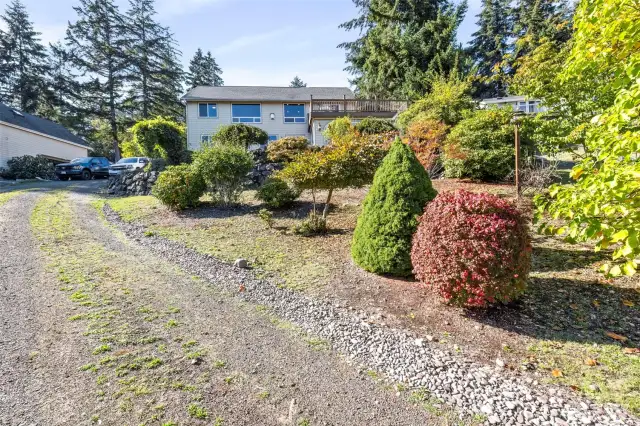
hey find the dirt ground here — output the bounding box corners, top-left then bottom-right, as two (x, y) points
(0, 186), (449, 426)
(103, 179), (640, 415)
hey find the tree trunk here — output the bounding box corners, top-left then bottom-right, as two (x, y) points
(322, 188), (334, 220)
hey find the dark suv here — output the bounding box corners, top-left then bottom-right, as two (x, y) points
(55, 157), (111, 180)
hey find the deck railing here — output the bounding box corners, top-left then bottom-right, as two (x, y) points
(311, 99), (409, 114)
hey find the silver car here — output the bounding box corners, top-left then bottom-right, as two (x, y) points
(109, 157), (150, 176)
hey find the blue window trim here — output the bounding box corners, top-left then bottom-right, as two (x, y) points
(232, 103), (262, 123)
(198, 103), (218, 118)
(283, 103), (306, 124)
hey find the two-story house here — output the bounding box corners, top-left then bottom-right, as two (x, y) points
(181, 86), (408, 150)
(479, 95), (546, 114)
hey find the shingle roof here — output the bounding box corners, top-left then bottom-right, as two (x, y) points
(181, 86), (355, 102)
(0, 103), (88, 147)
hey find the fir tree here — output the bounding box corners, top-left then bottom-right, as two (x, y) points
(66, 0), (130, 160)
(186, 48), (223, 88)
(126, 0), (184, 120)
(0, 0), (48, 113)
(351, 139), (437, 276)
(339, 0), (468, 99)
(289, 76), (307, 88)
(468, 0), (512, 98)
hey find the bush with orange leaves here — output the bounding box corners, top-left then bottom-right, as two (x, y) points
(403, 116), (448, 178)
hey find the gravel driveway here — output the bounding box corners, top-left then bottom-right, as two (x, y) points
(0, 189), (441, 425)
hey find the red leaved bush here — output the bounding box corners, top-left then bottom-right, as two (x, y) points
(411, 190), (531, 307)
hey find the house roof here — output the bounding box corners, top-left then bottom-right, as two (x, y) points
(181, 86), (355, 102)
(0, 103), (88, 147)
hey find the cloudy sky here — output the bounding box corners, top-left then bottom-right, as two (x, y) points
(2, 0), (482, 87)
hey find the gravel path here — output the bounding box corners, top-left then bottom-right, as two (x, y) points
(0, 192), (98, 425)
(103, 204), (639, 426)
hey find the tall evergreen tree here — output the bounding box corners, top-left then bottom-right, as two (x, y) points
(126, 0), (184, 120)
(0, 0), (48, 113)
(468, 0), (511, 98)
(186, 48), (223, 88)
(339, 0), (468, 99)
(66, 0), (130, 160)
(289, 76), (307, 87)
(38, 42), (87, 134)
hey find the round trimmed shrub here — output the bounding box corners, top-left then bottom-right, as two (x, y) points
(355, 117), (397, 135)
(192, 145), (254, 205)
(212, 124), (268, 148)
(411, 190), (531, 307)
(351, 139), (437, 276)
(266, 136), (312, 164)
(255, 177), (301, 208)
(152, 165), (206, 210)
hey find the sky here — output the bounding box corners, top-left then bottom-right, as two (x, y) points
(0, 0), (482, 88)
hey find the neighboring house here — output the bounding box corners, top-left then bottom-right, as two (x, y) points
(479, 96), (546, 114)
(0, 103), (89, 168)
(181, 86), (408, 149)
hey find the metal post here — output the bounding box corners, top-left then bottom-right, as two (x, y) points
(514, 122), (521, 199)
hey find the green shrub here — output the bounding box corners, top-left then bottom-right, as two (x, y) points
(355, 117), (397, 135)
(211, 124), (268, 148)
(351, 139), (437, 276)
(0, 155), (56, 180)
(258, 208), (274, 228)
(130, 117), (187, 165)
(255, 177), (301, 208)
(322, 116), (354, 142)
(152, 165), (206, 210)
(193, 145), (254, 205)
(293, 213), (327, 236)
(443, 108), (531, 182)
(266, 137), (313, 164)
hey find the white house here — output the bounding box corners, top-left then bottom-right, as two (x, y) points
(0, 103), (89, 168)
(479, 95), (546, 114)
(181, 86), (409, 149)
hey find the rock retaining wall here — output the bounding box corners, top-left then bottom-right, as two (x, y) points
(107, 170), (159, 196)
(249, 148), (282, 186)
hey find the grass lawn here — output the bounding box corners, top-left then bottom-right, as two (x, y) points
(103, 179), (640, 414)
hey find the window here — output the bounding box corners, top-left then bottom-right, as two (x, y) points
(268, 135), (279, 142)
(518, 102), (527, 113)
(201, 134), (211, 144)
(528, 101), (537, 113)
(198, 103), (217, 118)
(232, 104), (261, 123)
(284, 104), (305, 123)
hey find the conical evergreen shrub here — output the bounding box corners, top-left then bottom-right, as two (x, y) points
(351, 138), (437, 276)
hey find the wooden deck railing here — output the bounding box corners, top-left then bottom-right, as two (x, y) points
(311, 99), (409, 114)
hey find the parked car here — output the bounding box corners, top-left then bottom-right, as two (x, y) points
(55, 157), (111, 180)
(109, 157), (150, 176)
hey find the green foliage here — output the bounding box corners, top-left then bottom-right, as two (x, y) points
(443, 108), (529, 182)
(534, 0), (640, 277)
(266, 137), (312, 164)
(278, 128), (388, 222)
(289, 75), (306, 87)
(322, 116), (354, 142)
(192, 145), (254, 206)
(152, 165), (206, 210)
(0, 155), (56, 180)
(355, 117), (397, 135)
(293, 213), (327, 236)
(255, 177), (301, 208)
(339, 0), (468, 99)
(258, 208), (274, 228)
(396, 76), (476, 130)
(211, 124), (268, 149)
(186, 48), (223, 88)
(130, 117), (186, 165)
(351, 139), (437, 276)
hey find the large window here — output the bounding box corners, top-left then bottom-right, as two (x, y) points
(198, 103), (217, 118)
(284, 104), (305, 123)
(232, 104), (261, 123)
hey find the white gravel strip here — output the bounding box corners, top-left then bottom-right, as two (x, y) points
(104, 205), (638, 426)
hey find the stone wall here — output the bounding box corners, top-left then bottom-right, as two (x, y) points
(248, 148), (282, 186)
(107, 170), (159, 196)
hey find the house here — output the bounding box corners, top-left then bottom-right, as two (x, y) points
(0, 102), (89, 168)
(479, 96), (546, 114)
(181, 86), (409, 149)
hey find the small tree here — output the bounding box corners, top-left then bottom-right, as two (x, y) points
(278, 132), (387, 222)
(192, 145), (254, 205)
(211, 124), (268, 148)
(130, 117), (186, 165)
(322, 116), (354, 143)
(289, 76), (307, 88)
(266, 136), (313, 164)
(351, 139), (437, 276)
(403, 116), (448, 178)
